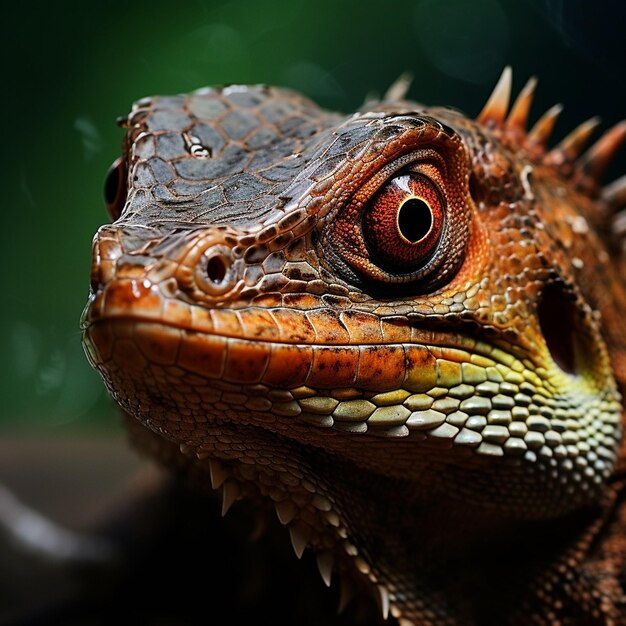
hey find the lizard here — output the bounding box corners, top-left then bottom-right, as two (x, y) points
(82, 67), (626, 625)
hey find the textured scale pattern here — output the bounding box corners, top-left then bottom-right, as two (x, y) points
(83, 70), (626, 624)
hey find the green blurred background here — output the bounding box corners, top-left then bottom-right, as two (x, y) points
(3, 0), (626, 433)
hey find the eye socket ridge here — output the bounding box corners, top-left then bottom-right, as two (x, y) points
(323, 151), (470, 291)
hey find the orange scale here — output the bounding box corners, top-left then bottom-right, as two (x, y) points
(356, 345), (406, 391)
(262, 344), (313, 387)
(307, 346), (359, 388)
(223, 339), (271, 384)
(178, 331), (228, 378)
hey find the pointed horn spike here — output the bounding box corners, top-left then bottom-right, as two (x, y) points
(612, 207), (626, 238)
(362, 90), (379, 106)
(208, 459), (228, 489)
(550, 116), (601, 162)
(580, 120), (626, 184)
(354, 556), (371, 575)
(312, 494), (332, 512)
(527, 103), (563, 146)
(383, 72), (413, 102)
(604, 173), (626, 210)
(221, 480), (239, 516)
(288, 523), (309, 559)
(378, 585), (390, 620)
(477, 66), (512, 127)
(337, 578), (355, 614)
(316, 551), (334, 587)
(274, 499), (297, 525)
(506, 76), (537, 130)
(249, 514), (270, 542)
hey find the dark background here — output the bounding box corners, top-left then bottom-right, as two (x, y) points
(2, 0), (626, 433)
(1, 1), (626, 622)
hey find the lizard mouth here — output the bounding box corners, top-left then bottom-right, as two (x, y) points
(83, 272), (622, 485)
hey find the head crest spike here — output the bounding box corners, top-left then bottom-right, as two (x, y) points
(604, 172), (626, 211)
(546, 117), (601, 165)
(611, 207), (626, 264)
(362, 90), (380, 106)
(527, 103), (563, 147)
(612, 207), (626, 244)
(580, 120), (626, 184)
(383, 72), (413, 102)
(477, 66), (512, 127)
(506, 76), (537, 131)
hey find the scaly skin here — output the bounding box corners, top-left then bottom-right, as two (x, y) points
(82, 72), (626, 624)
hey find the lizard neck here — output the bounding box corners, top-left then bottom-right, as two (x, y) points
(124, 411), (612, 625)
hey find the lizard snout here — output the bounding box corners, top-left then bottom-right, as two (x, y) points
(89, 225), (123, 294)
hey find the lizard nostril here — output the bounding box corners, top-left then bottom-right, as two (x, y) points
(207, 254), (228, 284)
(537, 284), (578, 375)
(193, 244), (236, 297)
(90, 227), (122, 292)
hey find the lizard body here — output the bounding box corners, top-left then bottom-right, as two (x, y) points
(83, 69), (626, 624)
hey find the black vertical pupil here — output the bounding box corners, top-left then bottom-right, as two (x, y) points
(104, 161), (121, 205)
(397, 198), (433, 243)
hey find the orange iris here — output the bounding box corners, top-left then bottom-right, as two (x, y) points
(364, 174), (444, 270)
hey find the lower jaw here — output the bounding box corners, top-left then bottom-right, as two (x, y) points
(123, 406), (619, 626)
(84, 318), (622, 516)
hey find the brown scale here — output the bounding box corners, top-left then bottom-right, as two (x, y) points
(84, 69), (626, 624)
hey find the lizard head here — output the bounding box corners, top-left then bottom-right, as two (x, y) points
(82, 69), (626, 619)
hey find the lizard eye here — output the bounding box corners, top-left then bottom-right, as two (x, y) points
(323, 154), (469, 291)
(104, 157), (127, 221)
(364, 174), (445, 272)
